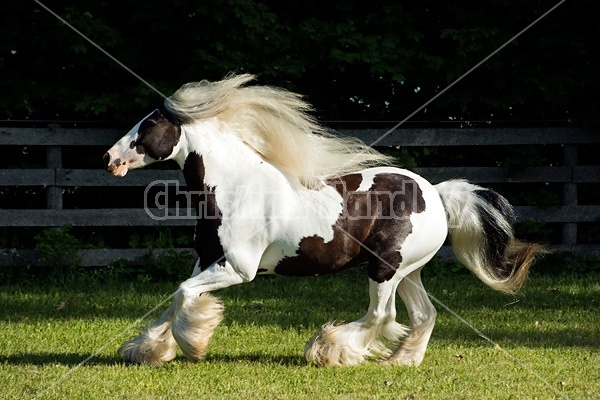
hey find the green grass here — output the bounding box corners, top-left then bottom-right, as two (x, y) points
(1, 269), (598, 399)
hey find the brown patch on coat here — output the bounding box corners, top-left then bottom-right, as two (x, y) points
(364, 174), (425, 282)
(132, 109), (181, 160)
(274, 173), (371, 276)
(274, 173), (426, 282)
(183, 152), (225, 269)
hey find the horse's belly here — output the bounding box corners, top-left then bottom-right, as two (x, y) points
(257, 238), (365, 277)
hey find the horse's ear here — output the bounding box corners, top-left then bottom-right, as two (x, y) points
(141, 109), (163, 127)
(144, 118), (158, 127)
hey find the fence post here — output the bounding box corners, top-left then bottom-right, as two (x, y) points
(46, 126), (63, 210)
(562, 144), (578, 251)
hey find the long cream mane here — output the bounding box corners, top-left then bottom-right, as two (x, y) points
(164, 73), (393, 188)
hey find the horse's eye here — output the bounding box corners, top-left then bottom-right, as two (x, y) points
(145, 119), (158, 127)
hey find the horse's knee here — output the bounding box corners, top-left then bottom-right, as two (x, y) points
(174, 283), (198, 308)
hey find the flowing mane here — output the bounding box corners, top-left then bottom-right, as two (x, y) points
(164, 73), (392, 188)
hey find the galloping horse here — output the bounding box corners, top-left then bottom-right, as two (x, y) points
(104, 74), (543, 367)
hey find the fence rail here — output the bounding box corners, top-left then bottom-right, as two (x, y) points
(1, 126), (599, 266)
(1, 165), (599, 187)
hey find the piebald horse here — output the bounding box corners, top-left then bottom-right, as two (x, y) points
(104, 74), (543, 367)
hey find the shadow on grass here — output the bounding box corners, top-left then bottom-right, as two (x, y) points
(1, 351), (306, 368)
(3, 270), (597, 320)
(432, 324), (599, 349)
(1, 352), (120, 366)
(2, 271), (597, 352)
(204, 352), (306, 367)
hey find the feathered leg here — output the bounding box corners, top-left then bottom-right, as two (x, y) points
(171, 291), (224, 362)
(305, 278), (407, 366)
(119, 304), (177, 366)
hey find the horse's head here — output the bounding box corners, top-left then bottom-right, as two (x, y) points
(104, 108), (182, 177)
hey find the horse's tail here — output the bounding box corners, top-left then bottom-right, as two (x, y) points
(435, 180), (547, 294)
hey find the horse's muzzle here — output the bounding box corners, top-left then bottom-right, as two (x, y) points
(104, 151), (128, 177)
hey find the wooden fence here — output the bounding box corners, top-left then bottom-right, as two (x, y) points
(1, 126), (599, 266)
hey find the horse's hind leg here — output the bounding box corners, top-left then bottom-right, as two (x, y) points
(304, 277), (408, 366)
(384, 268), (437, 366)
(119, 304), (177, 366)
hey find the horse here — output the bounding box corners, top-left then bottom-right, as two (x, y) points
(104, 73), (544, 367)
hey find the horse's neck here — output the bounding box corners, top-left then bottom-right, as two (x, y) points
(178, 121), (344, 239)
(180, 121), (286, 191)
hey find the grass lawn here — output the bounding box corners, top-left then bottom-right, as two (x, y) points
(0, 268), (598, 399)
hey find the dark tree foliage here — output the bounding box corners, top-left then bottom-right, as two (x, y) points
(1, 0), (598, 124)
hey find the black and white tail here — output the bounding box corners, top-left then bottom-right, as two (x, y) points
(435, 180), (546, 293)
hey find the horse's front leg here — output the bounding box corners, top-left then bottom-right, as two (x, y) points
(119, 303), (177, 366)
(119, 258), (205, 365)
(120, 255), (257, 365)
(171, 255), (258, 362)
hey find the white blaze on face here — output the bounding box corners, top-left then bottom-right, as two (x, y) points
(105, 111), (155, 177)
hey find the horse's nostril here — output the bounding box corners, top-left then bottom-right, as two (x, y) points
(103, 152), (111, 169)
(114, 158), (122, 167)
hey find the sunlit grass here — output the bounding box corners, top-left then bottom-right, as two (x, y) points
(1, 270), (598, 399)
